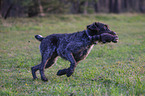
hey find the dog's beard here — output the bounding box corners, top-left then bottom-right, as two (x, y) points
(99, 33), (118, 44)
(112, 35), (118, 43)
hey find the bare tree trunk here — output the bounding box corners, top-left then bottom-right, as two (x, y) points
(139, 0), (145, 13)
(94, 0), (109, 13)
(93, 0), (99, 12)
(84, 0), (88, 14)
(114, 0), (121, 13)
(0, 0), (2, 17)
(1, 0), (13, 19)
(105, 0), (109, 12)
(70, 1), (77, 14)
(28, 0), (39, 17)
(121, 0), (127, 12)
(109, 0), (115, 13)
(70, 0), (82, 14)
(4, 4), (13, 19)
(37, 0), (45, 16)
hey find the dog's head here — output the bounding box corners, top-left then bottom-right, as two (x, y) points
(87, 22), (118, 43)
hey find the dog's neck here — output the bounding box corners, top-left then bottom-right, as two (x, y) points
(85, 29), (100, 44)
(85, 29), (92, 41)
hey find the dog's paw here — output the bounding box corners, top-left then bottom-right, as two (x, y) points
(57, 69), (67, 76)
(66, 68), (74, 77)
(41, 77), (48, 82)
(31, 67), (38, 80)
(32, 77), (38, 80)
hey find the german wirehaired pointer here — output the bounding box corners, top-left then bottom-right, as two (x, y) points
(31, 22), (118, 81)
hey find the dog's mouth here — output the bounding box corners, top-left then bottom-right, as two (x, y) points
(105, 31), (119, 43)
(101, 35), (119, 44)
(112, 35), (119, 43)
(101, 31), (119, 43)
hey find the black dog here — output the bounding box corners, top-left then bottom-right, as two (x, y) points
(31, 22), (118, 81)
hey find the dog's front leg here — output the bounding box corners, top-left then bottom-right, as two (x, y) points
(65, 53), (77, 77)
(57, 53), (77, 77)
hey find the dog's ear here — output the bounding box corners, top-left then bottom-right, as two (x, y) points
(87, 22), (100, 32)
(105, 24), (109, 29)
(94, 22), (99, 27)
(87, 25), (90, 29)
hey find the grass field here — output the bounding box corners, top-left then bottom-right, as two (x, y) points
(0, 14), (145, 96)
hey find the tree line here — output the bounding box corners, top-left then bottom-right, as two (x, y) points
(1, 0), (145, 19)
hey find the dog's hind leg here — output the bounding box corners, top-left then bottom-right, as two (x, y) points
(31, 58), (49, 81)
(31, 56), (57, 80)
(39, 47), (57, 81)
(39, 56), (50, 81)
(31, 64), (41, 80)
(45, 53), (58, 69)
(31, 46), (56, 81)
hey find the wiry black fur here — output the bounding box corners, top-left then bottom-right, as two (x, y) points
(31, 22), (118, 81)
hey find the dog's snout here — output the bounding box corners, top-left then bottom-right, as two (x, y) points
(109, 31), (116, 35)
(113, 35), (119, 43)
(113, 32), (117, 35)
(115, 35), (119, 39)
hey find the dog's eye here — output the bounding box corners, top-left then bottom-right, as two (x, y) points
(100, 28), (105, 31)
(104, 27), (106, 30)
(104, 25), (108, 30)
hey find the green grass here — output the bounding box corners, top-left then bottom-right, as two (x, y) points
(0, 14), (145, 96)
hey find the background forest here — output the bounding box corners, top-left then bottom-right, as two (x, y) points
(1, 0), (145, 19)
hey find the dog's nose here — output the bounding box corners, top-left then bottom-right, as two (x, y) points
(113, 35), (119, 43)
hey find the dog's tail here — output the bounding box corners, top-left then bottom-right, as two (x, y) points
(35, 35), (44, 42)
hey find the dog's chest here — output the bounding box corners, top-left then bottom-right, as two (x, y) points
(74, 45), (94, 61)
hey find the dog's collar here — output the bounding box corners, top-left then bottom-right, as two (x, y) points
(85, 30), (92, 41)
(85, 30), (100, 44)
